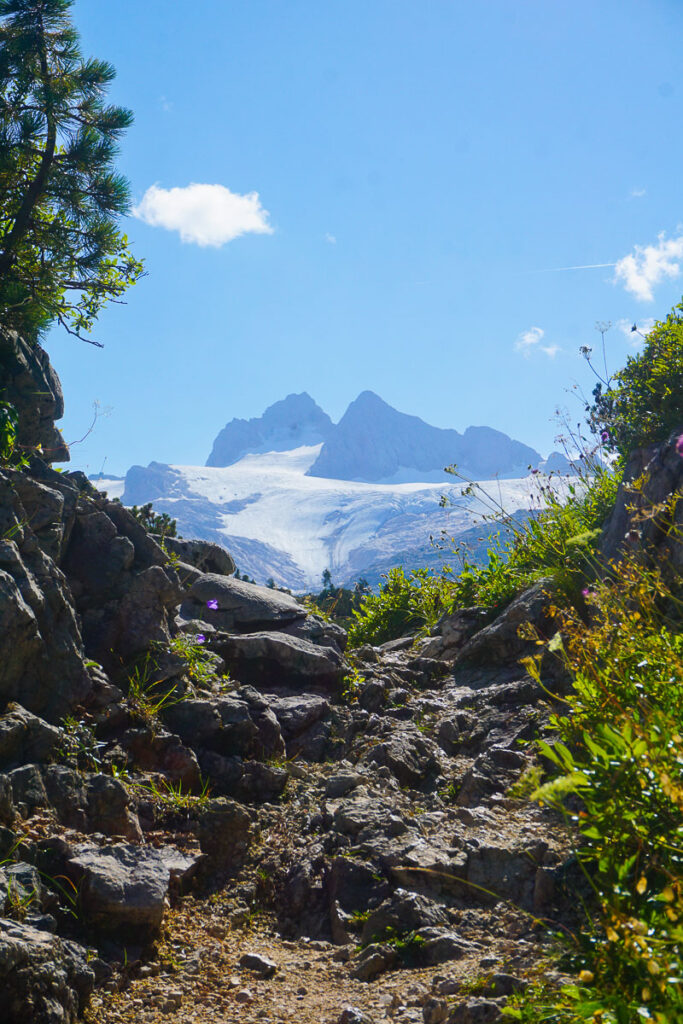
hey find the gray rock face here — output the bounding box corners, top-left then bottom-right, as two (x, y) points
(184, 574), (306, 632)
(0, 476), (92, 721)
(454, 579), (557, 674)
(361, 892), (449, 945)
(267, 694), (331, 737)
(118, 727), (201, 788)
(197, 798), (253, 871)
(215, 631), (346, 692)
(365, 728), (443, 788)
(0, 917), (95, 1023)
(0, 704), (62, 769)
(0, 328), (70, 463)
(350, 942), (398, 981)
(600, 428), (683, 574)
(67, 843), (198, 937)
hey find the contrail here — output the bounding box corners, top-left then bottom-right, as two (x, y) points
(533, 262), (617, 273)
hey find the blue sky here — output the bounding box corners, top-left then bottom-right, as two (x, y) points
(51, 0), (683, 476)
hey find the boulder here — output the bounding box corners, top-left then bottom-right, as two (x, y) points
(267, 694), (331, 737)
(350, 942), (398, 981)
(159, 536), (236, 577)
(0, 704), (62, 769)
(0, 917), (95, 1023)
(454, 578), (558, 674)
(162, 697), (258, 757)
(360, 891), (449, 945)
(365, 728), (443, 788)
(183, 574), (307, 632)
(280, 613), (348, 652)
(118, 727), (201, 788)
(215, 631), (345, 692)
(41, 767), (142, 839)
(197, 798), (253, 871)
(67, 843), (198, 937)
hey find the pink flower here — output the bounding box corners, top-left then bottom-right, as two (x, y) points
(676, 434), (683, 457)
(206, 599), (219, 610)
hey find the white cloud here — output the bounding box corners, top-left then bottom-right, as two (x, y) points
(325, 233), (337, 245)
(630, 187), (646, 198)
(614, 232), (683, 301)
(132, 183), (273, 247)
(514, 327), (561, 359)
(616, 317), (656, 346)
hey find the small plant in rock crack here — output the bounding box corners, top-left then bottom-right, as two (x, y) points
(3, 878), (38, 921)
(58, 716), (105, 771)
(130, 775), (211, 810)
(126, 653), (185, 722)
(167, 634), (230, 692)
(339, 664), (365, 704)
(365, 926), (427, 964)
(0, 400), (29, 468)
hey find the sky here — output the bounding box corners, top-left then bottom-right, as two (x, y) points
(48, 0), (683, 477)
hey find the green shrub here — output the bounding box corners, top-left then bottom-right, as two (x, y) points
(347, 466), (620, 648)
(511, 542), (683, 1022)
(130, 502), (178, 540)
(347, 566), (450, 647)
(588, 299), (683, 459)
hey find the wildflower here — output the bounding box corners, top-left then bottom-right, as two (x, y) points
(579, 970), (594, 984)
(600, 429), (610, 444)
(581, 588), (595, 600)
(676, 434), (683, 457)
(206, 599), (219, 610)
(195, 634), (206, 644)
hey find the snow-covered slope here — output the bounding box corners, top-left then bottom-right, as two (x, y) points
(121, 445), (550, 590)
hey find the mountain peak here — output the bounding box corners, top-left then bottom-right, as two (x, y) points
(306, 392), (541, 482)
(206, 393), (333, 467)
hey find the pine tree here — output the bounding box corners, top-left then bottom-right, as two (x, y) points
(0, 0), (143, 342)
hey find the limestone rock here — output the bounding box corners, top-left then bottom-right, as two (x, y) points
(159, 536), (235, 577)
(600, 428), (683, 574)
(0, 917), (95, 1023)
(215, 630), (345, 692)
(454, 578), (557, 674)
(197, 798), (253, 871)
(0, 704), (62, 769)
(0, 329), (69, 463)
(184, 574), (307, 632)
(67, 843), (198, 937)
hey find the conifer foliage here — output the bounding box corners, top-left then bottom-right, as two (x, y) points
(0, 0), (143, 341)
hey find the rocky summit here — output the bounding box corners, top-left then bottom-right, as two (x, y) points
(1, 329), (680, 1024)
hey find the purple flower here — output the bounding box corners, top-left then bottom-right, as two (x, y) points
(600, 430), (610, 444)
(195, 634), (206, 644)
(206, 599), (219, 610)
(581, 588), (595, 599)
(676, 434), (683, 458)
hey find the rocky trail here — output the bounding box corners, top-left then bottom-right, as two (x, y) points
(0, 329), (584, 1023)
(83, 634), (572, 1024)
